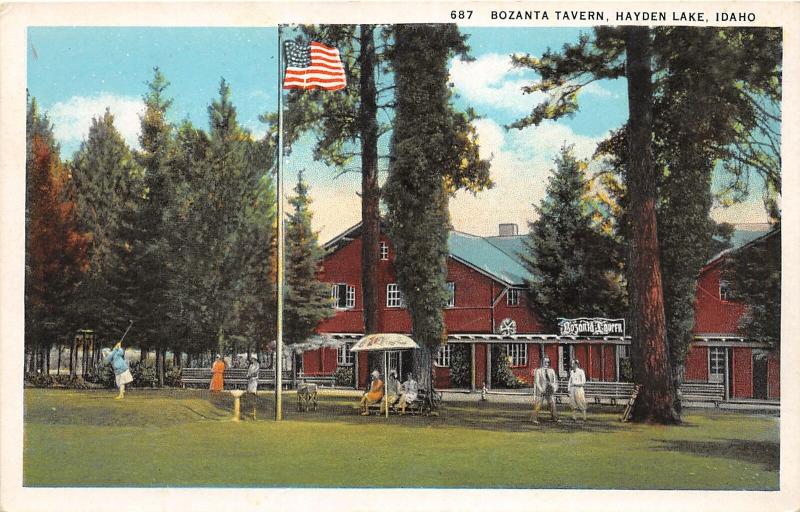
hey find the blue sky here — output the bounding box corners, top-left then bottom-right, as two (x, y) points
(27, 26), (770, 241)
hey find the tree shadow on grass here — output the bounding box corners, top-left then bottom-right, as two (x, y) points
(654, 439), (779, 472)
(231, 394), (627, 435)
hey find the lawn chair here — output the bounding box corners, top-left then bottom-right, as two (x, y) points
(297, 383), (318, 412)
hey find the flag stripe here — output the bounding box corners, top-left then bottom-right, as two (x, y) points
(283, 40), (346, 91)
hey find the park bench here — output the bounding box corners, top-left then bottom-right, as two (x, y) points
(180, 367), (293, 389)
(296, 373), (337, 387)
(680, 382), (725, 406)
(364, 388), (440, 416)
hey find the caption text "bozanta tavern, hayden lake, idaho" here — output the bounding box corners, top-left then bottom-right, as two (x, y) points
(489, 10), (757, 22)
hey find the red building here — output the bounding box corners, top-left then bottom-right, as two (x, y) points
(302, 222), (779, 401)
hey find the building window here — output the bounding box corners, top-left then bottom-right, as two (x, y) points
(435, 344), (451, 367)
(446, 281), (455, 308)
(618, 345), (630, 359)
(379, 242), (389, 261)
(331, 283), (356, 309)
(386, 283), (406, 308)
(709, 347), (725, 383)
(719, 280), (731, 301)
(506, 343), (528, 367)
(507, 288), (520, 306)
(337, 343), (354, 366)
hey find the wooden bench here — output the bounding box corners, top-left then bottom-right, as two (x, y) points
(680, 382), (725, 406)
(180, 368), (293, 389)
(364, 389), (439, 416)
(296, 373), (337, 387)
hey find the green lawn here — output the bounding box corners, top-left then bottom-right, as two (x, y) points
(23, 388), (779, 489)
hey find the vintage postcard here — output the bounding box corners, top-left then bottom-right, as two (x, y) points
(1, 1), (798, 511)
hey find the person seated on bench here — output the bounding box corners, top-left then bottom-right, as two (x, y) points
(359, 370), (384, 416)
(397, 372), (419, 415)
(380, 371), (402, 414)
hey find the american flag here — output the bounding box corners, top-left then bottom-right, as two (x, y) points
(283, 41), (346, 91)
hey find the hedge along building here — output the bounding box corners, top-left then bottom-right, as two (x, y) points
(302, 221), (780, 401)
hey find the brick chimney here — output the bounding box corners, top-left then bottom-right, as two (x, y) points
(498, 223), (519, 236)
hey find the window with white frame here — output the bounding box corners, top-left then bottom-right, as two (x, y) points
(379, 241), (389, 261)
(337, 342), (354, 366)
(506, 343), (528, 367)
(331, 283), (356, 309)
(435, 344), (451, 367)
(446, 281), (455, 308)
(507, 288), (520, 306)
(719, 280), (731, 301)
(709, 347), (725, 383)
(386, 283), (406, 308)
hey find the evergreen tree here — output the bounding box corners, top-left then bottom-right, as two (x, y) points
(133, 67), (175, 381)
(511, 26), (780, 424)
(385, 24), (490, 394)
(25, 97), (89, 373)
(284, 171), (334, 347)
(522, 146), (624, 331)
(71, 109), (144, 346)
(723, 227), (780, 350)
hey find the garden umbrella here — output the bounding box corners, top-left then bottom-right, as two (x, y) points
(351, 333), (419, 418)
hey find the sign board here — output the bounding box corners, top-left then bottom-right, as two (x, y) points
(558, 318), (625, 337)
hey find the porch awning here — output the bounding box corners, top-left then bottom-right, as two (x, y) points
(350, 333), (419, 352)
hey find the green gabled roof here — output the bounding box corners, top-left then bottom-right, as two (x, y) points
(448, 231), (532, 287)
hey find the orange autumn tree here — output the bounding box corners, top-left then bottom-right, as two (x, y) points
(25, 97), (89, 375)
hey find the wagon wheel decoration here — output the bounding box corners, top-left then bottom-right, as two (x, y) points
(498, 318), (517, 336)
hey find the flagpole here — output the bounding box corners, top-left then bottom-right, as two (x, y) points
(275, 23), (284, 421)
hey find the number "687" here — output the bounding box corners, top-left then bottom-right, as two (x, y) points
(450, 10), (473, 19)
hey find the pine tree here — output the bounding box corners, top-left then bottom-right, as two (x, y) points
(134, 67), (175, 382)
(510, 26), (780, 424)
(71, 108), (144, 347)
(284, 171), (334, 347)
(384, 24), (490, 395)
(522, 145), (624, 331)
(722, 227), (780, 350)
(25, 97), (88, 373)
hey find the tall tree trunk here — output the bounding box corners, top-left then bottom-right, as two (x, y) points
(69, 335), (76, 378)
(57, 345), (62, 375)
(413, 346), (434, 395)
(359, 23), (381, 335)
(46, 346), (51, 374)
(624, 26), (680, 424)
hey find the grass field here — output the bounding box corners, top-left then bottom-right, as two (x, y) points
(23, 388), (779, 489)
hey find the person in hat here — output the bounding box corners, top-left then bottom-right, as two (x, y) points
(359, 369), (384, 415)
(246, 355), (260, 395)
(398, 372), (419, 415)
(380, 370), (402, 414)
(103, 341), (133, 400)
(532, 356), (559, 424)
(567, 359), (588, 421)
(210, 354), (225, 392)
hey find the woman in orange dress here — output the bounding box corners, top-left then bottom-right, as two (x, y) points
(209, 355), (225, 392)
(359, 370), (384, 415)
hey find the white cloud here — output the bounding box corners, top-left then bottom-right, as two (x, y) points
(450, 119), (606, 236)
(48, 94), (145, 152)
(450, 53), (545, 115)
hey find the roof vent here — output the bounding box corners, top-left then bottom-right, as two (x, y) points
(499, 223), (518, 236)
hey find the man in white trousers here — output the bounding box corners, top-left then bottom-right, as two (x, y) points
(568, 359), (588, 421)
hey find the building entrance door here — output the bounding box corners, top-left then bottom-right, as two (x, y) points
(752, 350), (769, 399)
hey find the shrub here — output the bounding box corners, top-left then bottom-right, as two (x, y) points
(449, 344), (471, 388)
(333, 366), (354, 387)
(25, 372), (53, 388)
(85, 364), (115, 388)
(620, 358), (633, 382)
(164, 367), (183, 387)
(491, 347), (525, 389)
(129, 361), (157, 388)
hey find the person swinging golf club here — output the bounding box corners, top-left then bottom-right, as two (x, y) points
(103, 341), (133, 399)
(532, 357), (560, 424)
